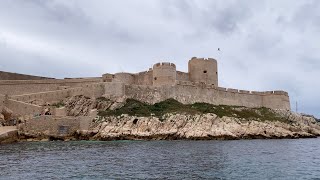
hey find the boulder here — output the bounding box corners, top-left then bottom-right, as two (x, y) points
(0, 114), (4, 126)
(2, 107), (13, 121)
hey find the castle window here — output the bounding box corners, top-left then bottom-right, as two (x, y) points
(203, 70), (207, 74)
(154, 77), (157, 80)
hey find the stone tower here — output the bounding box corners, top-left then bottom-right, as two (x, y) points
(188, 57), (218, 86)
(152, 62), (176, 86)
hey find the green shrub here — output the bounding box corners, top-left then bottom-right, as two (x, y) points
(96, 97), (109, 101)
(51, 101), (65, 108)
(97, 98), (288, 122)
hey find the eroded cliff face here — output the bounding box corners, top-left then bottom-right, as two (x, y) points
(78, 111), (320, 140)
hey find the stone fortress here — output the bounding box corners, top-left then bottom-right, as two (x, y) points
(103, 57), (218, 87)
(0, 57), (290, 137)
(101, 57), (290, 110)
(0, 57), (291, 115)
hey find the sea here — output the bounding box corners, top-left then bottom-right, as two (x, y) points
(1, 139), (320, 180)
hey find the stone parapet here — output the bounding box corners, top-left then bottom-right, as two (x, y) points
(19, 116), (80, 137)
(227, 88), (239, 93)
(0, 71), (53, 80)
(7, 99), (43, 116)
(0, 78), (101, 85)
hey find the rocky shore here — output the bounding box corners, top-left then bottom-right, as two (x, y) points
(75, 110), (320, 141)
(2, 111), (320, 143)
(1, 96), (320, 143)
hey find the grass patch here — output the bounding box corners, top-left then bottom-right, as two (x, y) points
(51, 101), (65, 108)
(96, 97), (110, 101)
(98, 98), (288, 122)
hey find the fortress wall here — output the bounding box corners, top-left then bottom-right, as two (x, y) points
(75, 83), (105, 98)
(0, 94), (5, 106)
(0, 83), (60, 96)
(221, 89), (264, 108)
(227, 88), (239, 93)
(176, 71), (189, 81)
(19, 116), (80, 137)
(122, 84), (290, 110)
(134, 71), (153, 85)
(0, 78), (102, 95)
(0, 71), (53, 80)
(12, 89), (69, 103)
(104, 82), (125, 97)
(217, 87), (227, 91)
(176, 80), (195, 86)
(0, 77), (102, 86)
(173, 85), (264, 108)
(173, 85), (216, 104)
(175, 85), (290, 110)
(0, 77), (101, 85)
(124, 84), (175, 104)
(113, 73), (135, 84)
(11, 83), (105, 103)
(274, 90), (289, 96)
(122, 84), (264, 107)
(263, 93), (291, 110)
(239, 90), (250, 94)
(7, 99), (43, 116)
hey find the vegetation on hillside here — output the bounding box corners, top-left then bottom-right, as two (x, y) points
(98, 98), (288, 122)
(51, 101), (65, 108)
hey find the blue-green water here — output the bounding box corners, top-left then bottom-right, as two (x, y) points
(0, 139), (320, 179)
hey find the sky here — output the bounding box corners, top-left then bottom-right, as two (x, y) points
(0, 0), (319, 117)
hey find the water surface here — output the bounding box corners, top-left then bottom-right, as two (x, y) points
(1, 139), (320, 179)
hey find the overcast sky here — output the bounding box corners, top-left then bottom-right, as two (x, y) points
(0, 0), (319, 117)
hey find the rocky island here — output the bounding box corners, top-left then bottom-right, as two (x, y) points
(0, 57), (319, 143)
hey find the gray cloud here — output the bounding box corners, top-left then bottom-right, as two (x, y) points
(209, 3), (252, 34)
(292, 0), (320, 31)
(0, 0), (319, 117)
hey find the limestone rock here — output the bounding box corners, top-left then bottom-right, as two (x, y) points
(90, 111), (320, 140)
(108, 96), (126, 110)
(1, 107), (13, 121)
(64, 95), (126, 116)
(0, 114), (4, 126)
(95, 99), (113, 111)
(65, 95), (94, 116)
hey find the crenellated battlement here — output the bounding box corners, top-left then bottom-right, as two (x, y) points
(190, 57), (217, 62)
(153, 62), (176, 68)
(175, 80), (289, 97)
